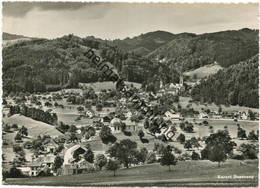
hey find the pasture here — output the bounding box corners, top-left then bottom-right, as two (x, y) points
(178, 97), (259, 113)
(3, 114), (62, 137)
(183, 63), (223, 79)
(79, 81), (142, 92)
(5, 160), (258, 186)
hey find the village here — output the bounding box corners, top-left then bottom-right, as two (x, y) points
(2, 78), (259, 181)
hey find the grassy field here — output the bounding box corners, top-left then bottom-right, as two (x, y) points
(3, 114), (62, 137)
(79, 81), (142, 92)
(84, 131), (159, 151)
(83, 117), (258, 153)
(180, 119), (259, 139)
(183, 63), (223, 79)
(5, 160), (258, 186)
(178, 97), (259, 113)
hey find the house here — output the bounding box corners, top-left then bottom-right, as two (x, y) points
(241, 112), (248, 120)
(63, 145), (88, 166)
(165, 111), (181, 120)
(44, 139), (59, 153)
(85, 110), (94, 118)
(16, 166), (31, 176)
(119, 98), (126, 104)
(27, 154), (56, 176)
(103, 116), (111, 123)
(199, 112), (208, 119)
(126, 111), (132, 118)
(212, 114), (222, 119)
(62, 145), (94, 175)
(123, 119), (142, 132)
(110, 117), (122, 133)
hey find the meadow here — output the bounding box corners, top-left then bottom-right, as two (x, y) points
(5, 160), (258, 186)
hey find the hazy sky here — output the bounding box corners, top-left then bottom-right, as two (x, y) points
(3, 2), (259, 39)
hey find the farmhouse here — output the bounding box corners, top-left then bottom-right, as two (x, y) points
(44, 139), (59, 153)
(21, 154), (56, 177)
(85, 110), (94, 118)
(165, 111), (181, 120)
(63, 145), (94, 175)
(199, 112), (208, 119)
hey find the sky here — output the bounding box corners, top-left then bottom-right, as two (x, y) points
(3, 2), (259, 40)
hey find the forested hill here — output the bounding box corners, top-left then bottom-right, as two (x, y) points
(191, 55), (259, 108)
(148, 28), (258, 71)
(111, 31), (175, 55)
(2, 28), (259, 96)
(2, 34), (163, 94)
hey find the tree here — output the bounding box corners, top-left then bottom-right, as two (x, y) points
(77, 106), (84, 112)
(84, 149), (94, 163)
(85, 126), (96, 138)
(184, 140), (193, 151)
(69, 125), (77, 133)
(238, 143), (258, 159)
(13, 144), (23, 153)
(3, 124), (11, 132)
(107, 139), (137, 168)
(138, 147), (148, 164)
(9, 166), (24, 178)
(248, 110), (255, 120)
(96, 103), (103, 111)
(247, 130), (258, 141)
(218, 106), (222, 114)
(95, 154), (107, 170)
(19, 126), (28, 137)
(106, 159), (120, 176)
(191, 151), (200, 160)
(160, 146), (177, 171)
(53, 156), (64, 172)
(177, 133), (186, 144)
(190, 137), (201, 149)
(202, 120), (209, 126)
(184, 122), (194, 133)
(15, 133), (22, 141)
(138, 130), (145, 139)
(204, 130), (236, 167)
(12, 124), (18, 130)
(237, 127), (247, 140)
(146, 152), (157, 164)
(153, 143), (165, 154)
(99, 126), (117, 144)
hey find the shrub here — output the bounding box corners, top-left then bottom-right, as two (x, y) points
(191, 151), (200, 160)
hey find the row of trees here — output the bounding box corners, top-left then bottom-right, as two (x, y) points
(10, 105), (58, 125)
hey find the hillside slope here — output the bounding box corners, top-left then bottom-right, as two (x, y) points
(4, 114), (63, 137)
(3, 32), (31, 40)
(191, 55), (259, 108)
(148, 28), (258, 70)
(112, 31), (175, 55)
(183, 63), (223, 79)
(3, 29), (258, 94)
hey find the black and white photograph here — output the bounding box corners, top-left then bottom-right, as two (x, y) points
(1, 1), (259, 187)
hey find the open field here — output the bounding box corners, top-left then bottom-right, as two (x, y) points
(178, 97), (259, 113)
(79, 81), (142, 92)
(84, 132), (159, 151)
(179, 119), (259, 139)
(84, 117), (258, 153)
(3, 114), (62, 137)
(5, 160), (258, 186)
(183, 63), (223, 79)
